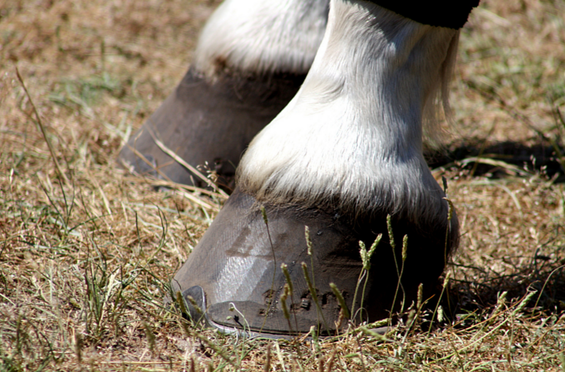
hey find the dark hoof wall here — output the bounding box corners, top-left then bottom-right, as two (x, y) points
(172, 189), (457, 337)
(118, 68), (305, 188)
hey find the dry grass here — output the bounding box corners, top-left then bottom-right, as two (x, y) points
(1, 0), (565, 370)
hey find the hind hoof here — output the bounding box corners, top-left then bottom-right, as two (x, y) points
(118, 68), (304, 188)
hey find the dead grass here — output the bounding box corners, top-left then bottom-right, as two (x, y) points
(1, 0), (565, 370)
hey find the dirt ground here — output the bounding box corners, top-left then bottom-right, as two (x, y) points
(1, 0), (565, 370)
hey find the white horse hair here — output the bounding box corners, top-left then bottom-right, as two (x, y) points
(194, 0), (329, 78)
(237, 0), (460, 223)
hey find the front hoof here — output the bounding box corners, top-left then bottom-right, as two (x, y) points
(172, 189), (357, 336)
(172, 189), (456, 336)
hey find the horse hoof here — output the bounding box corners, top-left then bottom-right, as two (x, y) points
(118, 68), (305, 188)
(172, 188), (456, 336)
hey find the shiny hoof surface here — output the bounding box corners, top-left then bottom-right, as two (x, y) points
(172, 189), (457, 337)
(118, 68), (304, 188)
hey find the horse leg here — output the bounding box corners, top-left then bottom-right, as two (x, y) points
(173, 0), (477, 336)
(118, 0), (329, 188)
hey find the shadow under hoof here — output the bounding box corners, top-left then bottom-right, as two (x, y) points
(427, 139), (565, 181)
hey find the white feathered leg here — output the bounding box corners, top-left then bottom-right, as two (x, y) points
(238, 0), (459, 224)
(173, 0), (460, 335)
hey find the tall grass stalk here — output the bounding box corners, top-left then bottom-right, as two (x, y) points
(350, 234), (382, 323)
(260, 206), (278, 333)
(303, 226), (330, 333)
(390, 234), (408, 316)
(281, 263), (299, 333)
(301, 262), (328, 334)
(428, 272), (451, 335)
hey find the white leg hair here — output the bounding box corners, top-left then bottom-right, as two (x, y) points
(237, 0), (460, 223)
(193, 0), (329, 77)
